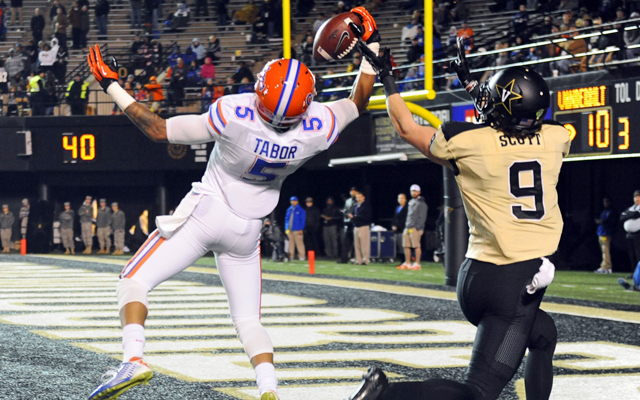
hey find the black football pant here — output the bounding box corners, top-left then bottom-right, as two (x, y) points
(382, 258), (557, 400)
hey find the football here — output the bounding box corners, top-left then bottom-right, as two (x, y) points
(313, 12), (363, 62)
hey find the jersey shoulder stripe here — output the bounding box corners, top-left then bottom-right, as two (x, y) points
(441, 121), (483, 141)
(208, 98), (228, 135)
(326, 107), (338, 144)
(208, 106), (221, 135)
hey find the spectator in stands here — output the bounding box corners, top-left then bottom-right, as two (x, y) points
(260, 0), (280, 38)
(194, 0), (208, 21)
(28, 69), (45, 115)
(41, 72), (57, 114)
(190, 38), (205, 65)
(251, 14), (267, 44)
(165, 2), (189, 33)
(401, 14), (421, 47)
(392, 193), (408, 263)
(183, 46), (196, 65)
(350, 191), (372, 266)
(406, 37), (422, 63)
(625, 12), (640, 60)
(434, 3), (450, 31)
(233, 0), (259, 25)
(144, 0), (160, 31)
(167, 63), (185, 110)
(24, 39), (37, 73)
(457, 20), (474, 50)
(200, 56), (215, 80)
(49, 0), (66, 24)
(186, 59), (200, 86)
(134, 81), (147, 101)
(312, 13), (325, 33)
(232, 60), (253, 83)
(38, 39), (59, 73)
(224, 76), (237, 95)
(215, 0), (228, 29)
(556, 26), (587, 74)
(454, 0), (469, 22)
(304, 197), (321, 255)
(144, 76), (163, 113)
(333, 1), (348, 15)
(9, 0), (22, 31)
(0, 60), (7, 99)
(54, 43), (67, 82)
(321, 196), (340, 259)
(53, 7), (68, 50)
(30, 8), (45, 45)
(594, 196), (616, 274)
(398, 67), (418, 92)
(285, 196), (306, 261)
(537, 15), (554, 36)
(66, 74), (88, 115)
(513, 4), (529, 40)
(95, 0), (109, 41)
(151, 38), (162, 68)
(296, 0), (314, 18)
(79, 5), (89, 48)
(69, 2), (82, 49)
(201, 77), (214, 112)
(206, 34), (221, 62)
(0, 0), (6, 41)
(446, 25), (457, 49)
(621, 190), (640, 276)
(5, 48), (22, 80)
(238, 77), (253, 93)
(124, 74), (134, 96)
(130, 34), (145, 63)
(560, 10), (574, 29)
(173, 56), (188, 77)
(168, 45), (182, 68)
(300, 35), (314, 66)
(130, 0), (142, 29)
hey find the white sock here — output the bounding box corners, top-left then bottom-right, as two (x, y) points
(255, 362), (278, 395)
(122, 323), (145, 362)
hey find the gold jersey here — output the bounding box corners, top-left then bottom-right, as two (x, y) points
(430, 121), (571, 265)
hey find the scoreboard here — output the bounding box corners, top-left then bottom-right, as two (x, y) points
(553, 79), (640, 159)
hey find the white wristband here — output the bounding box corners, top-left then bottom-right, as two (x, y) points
(106, 82), (136, 111)
(360, 42), (380, 75)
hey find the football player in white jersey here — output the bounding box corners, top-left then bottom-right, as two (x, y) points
(86, 7), (379, 400)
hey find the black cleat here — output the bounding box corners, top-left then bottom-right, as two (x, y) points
(347, 367), (389, 400)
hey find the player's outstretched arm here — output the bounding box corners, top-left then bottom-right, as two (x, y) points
(88, 45), (168, 142)
(347, 7), (378, 115)
(358, 45), (449, 168)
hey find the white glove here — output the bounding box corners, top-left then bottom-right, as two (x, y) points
(526, 257), (555, 294)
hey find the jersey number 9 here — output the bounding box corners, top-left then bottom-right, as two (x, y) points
(509, 160), (545, 220)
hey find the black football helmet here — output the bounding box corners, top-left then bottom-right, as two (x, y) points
(475, 66), (550, 137)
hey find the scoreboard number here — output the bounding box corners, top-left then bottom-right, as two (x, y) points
(62, 133), (96, 163)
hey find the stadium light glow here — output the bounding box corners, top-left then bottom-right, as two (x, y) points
(328, 153), (408, 167)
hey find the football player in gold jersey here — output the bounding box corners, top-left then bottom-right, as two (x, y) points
(348, 39), (570, 400)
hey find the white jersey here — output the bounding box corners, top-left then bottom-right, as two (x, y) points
(167, 93), (358, 219)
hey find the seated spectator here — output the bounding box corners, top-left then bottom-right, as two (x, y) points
(238, 77), (253, 93)
(0, 0), (6, 41)
(398, 67), (418, 92)
(168, 45), (183, 68)
(167, 66), (185, 111)
(232, 0), (259, 25)
(224, 76), (237, 95)
(625, 12), (640, 60)
(513, 4), (529, 40)
(186, 60), (200, 86)
(6, 48), (23, 80)
(182, 47), (197, 66)
(143, 76), (163, 113)
(556, 26), (587, 74)
(232, 60), (254, 83)
(446, 25), (457, 50)
(312, 13), (325, 33)
(200, 57), (215, 80)
(206, 34), (221, 62)
(251, 15), (267, 44)
(434, 3), (450, 31)
(124, 74), (134, 96)
(401, 19), (420, 47)
(406, 37), (422, 63)
(201, 77), (214, 112)
(165, 2), (189, 33)
(333, 1), (348, 15)
(300, 35), (314, 66)
(414, 25), (424, 47)
(457, 20), (474, 50)
(536, 15), (554, 36)
(150, 39), (162, 69)
(134, 82), (147, 101)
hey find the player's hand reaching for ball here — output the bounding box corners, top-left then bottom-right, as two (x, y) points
(88, 44), (119, 92)
(350, 6), (379, 44)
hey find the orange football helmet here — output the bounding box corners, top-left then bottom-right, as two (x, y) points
(255, 59), (317, 129)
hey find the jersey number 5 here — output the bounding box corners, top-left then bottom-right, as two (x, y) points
(242, 158), (287, 182)
(509, 160), (545, 220)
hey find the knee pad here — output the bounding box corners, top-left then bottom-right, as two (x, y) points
(116, 278), (150, 311)
(234, 319), (274, 360)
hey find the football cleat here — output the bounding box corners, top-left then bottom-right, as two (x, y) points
(594, 268), (612, 274)
(408, 263), (421, 270)
(347, 367), (389, 400)
(88, 358), (153, 400)
(261, 390), (280, 400)
(396, 263), (410, 270)
(618, 278), (632, 290)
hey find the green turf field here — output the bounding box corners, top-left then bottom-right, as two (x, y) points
(194, 258), (640, 306)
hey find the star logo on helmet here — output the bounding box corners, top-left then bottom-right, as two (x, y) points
(495, 79), (522, 115)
